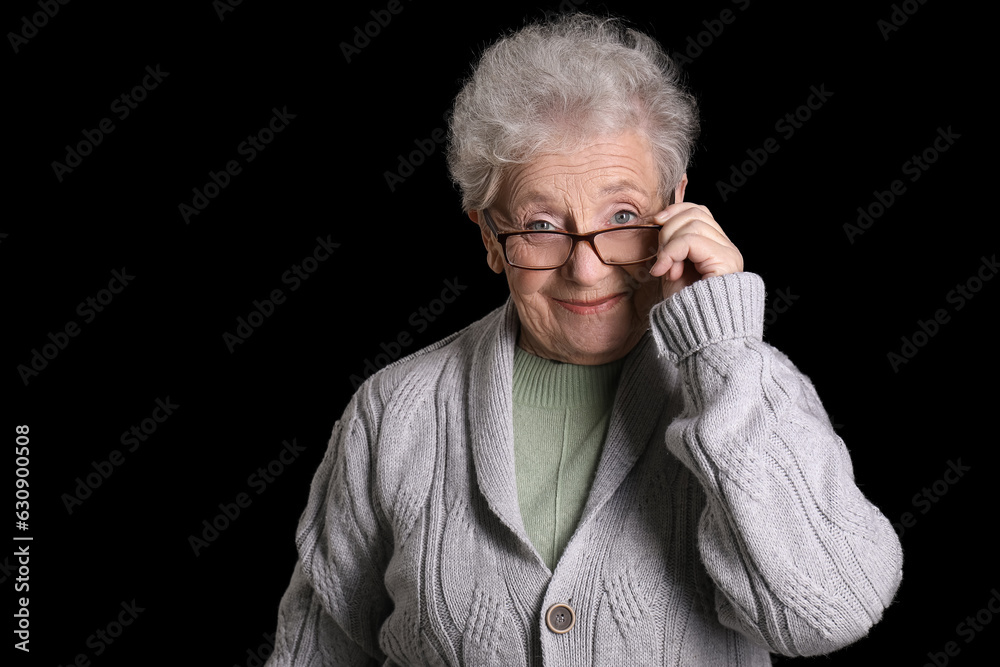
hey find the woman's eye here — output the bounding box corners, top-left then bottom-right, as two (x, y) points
(527, 220), (556, 231)
(611, 210), (638, 225)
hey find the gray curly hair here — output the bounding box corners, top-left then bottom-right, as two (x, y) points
(446, 13), (699, 215)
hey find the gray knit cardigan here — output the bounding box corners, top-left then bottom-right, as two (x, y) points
(266, 272), (903, 666)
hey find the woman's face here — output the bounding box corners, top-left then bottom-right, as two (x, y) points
(476, 131), (684, 365)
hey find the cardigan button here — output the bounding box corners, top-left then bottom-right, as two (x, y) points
(545, 603), (575, 634)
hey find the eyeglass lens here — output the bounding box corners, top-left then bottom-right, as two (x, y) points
(506, 227), (659, 268)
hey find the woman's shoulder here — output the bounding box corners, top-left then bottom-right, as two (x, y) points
(354, 299), (513, 409)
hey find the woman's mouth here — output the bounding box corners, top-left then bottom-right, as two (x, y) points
(553, 293), (625, 315)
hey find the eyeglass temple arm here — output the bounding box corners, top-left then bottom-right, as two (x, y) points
(480, 209), (500, 235)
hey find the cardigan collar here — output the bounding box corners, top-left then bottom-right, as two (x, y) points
(466, 297), (673, 558)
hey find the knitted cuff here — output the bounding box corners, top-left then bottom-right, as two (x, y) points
(649, 272), (766, 361)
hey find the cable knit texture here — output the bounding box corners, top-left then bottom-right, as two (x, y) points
(266, 272), (903, 666)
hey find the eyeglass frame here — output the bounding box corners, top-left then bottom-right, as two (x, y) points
(480, 208), (665, 271)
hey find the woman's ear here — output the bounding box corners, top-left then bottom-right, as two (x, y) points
(470, 211), (505, 275)
(673, 173), (688, 204)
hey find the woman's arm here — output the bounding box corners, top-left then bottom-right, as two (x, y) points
(267, 400), (390, 667)
(650, 271), (903, 657)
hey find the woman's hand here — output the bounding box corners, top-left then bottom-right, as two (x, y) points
(648, 203), (744, 299)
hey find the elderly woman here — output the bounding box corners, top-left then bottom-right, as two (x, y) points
(266, 14), (902, 666)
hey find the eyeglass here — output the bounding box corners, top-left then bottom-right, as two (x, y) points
(481, 209), (662, 270)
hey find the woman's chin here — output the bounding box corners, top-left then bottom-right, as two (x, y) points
(521, 326), (643, 365)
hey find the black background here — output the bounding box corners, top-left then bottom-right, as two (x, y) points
(5, 0), (996, 665)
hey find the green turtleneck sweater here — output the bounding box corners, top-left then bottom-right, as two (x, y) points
(512, 346), (626, 570)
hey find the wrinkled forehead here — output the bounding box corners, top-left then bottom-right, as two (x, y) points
(495, 132), (660, 215)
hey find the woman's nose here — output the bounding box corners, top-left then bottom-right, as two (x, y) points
(561, 237), (613, 284)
